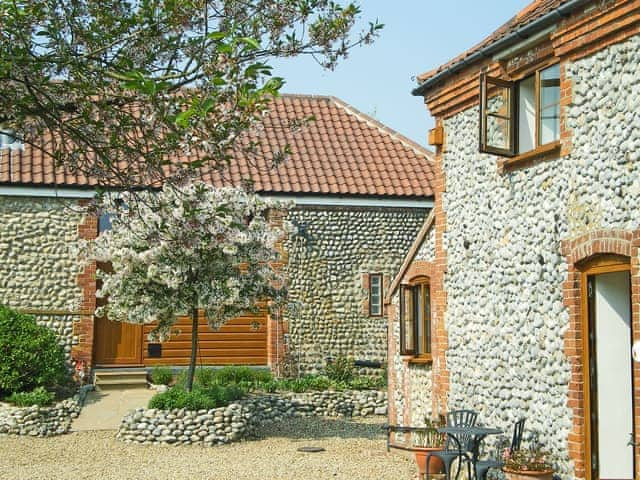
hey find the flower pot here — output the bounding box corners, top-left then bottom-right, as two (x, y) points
(413, 447), (444, 476)
(503, 468), (554, 480)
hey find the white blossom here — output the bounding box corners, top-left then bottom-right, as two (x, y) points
(81, 181), (292, 339)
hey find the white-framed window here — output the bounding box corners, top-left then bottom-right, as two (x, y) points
(479, 63), (560, 157)
(369, 273), (383, 316)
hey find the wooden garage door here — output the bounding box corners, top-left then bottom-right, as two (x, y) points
(142, 310), (268, 366)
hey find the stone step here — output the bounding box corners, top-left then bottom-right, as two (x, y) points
(94, 369), (148, 389)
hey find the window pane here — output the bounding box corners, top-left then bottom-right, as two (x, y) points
(486, 85), (512, 151)
(416, 288), (424, 355)
(401, 287), (415, 354)
(480, 75), (515, 156)
(424, 286), (431, 354)
(539, 64), (560, 145)
(518, 75), (535, 153)
(486, 115), (511, 151)
(370, 274), (382, 316)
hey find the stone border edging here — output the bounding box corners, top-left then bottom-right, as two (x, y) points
(0, 396), (82, 437)
(117, 389), (387, 446)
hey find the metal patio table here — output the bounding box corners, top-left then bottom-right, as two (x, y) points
(437, 425), (503, 480)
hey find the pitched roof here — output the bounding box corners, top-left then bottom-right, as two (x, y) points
(415, 0), (568, 86)
(0, 95), (435, 199)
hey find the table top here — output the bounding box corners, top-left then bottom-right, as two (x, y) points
(438, 426), (503, 436)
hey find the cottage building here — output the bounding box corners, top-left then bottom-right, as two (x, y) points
(387, 1), (639, 479)
(0, 94), (434, 377)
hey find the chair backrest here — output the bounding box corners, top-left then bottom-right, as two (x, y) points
(447, 409), (478, 428)
(511, 418), (526, 452)
(445, 409), (478, 451)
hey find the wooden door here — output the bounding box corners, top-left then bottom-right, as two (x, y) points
(141, 310), (268, 366)
(93, 316), (143, 366)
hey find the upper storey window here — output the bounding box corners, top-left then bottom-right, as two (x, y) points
(480, 64), (560, 157)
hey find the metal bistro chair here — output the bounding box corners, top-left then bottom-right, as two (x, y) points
(473, 418), (526, 480)
(425, 409), (478, 480)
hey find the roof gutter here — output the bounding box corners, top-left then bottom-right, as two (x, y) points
(411, 0), (593, 97)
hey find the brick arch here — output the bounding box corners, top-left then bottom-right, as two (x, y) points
(561, 229), (640, 479)
(403, 261), (435, 283)
(561, 229), (634, 265)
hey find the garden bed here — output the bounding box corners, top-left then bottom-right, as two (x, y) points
(117, 389), (387, 446)
(0, 395), (83, 437)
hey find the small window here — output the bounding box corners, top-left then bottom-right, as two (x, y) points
(480, 63), (560, 157)
(369, 273), (383, 316)
(399, 281), (431, 357)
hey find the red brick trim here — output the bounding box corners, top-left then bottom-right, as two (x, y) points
(431, 142), (449, 417)
(561, 229), (634, 264)
(386, 295), (400, 425)
(266, 310), (289, 375)
(561, 229), (640, 479)
(73, 211), (98, 369)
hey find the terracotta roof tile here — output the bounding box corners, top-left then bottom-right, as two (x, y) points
(1, 94), (434, 198)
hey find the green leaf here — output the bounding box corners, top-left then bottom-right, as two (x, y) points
(238, 37), (260, 50)
(207, 31), (227, 41)
(216, 43), (233, 54)
(175, 108), (194, 128)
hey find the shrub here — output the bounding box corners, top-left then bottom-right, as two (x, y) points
(325, 356), (355, 383)
(150, 366), (173, 385)
(175, 366), (274, 391)
(0, 305), (69, 397)
(175, 368), (217, 389)
(148, 384), (246, 410)
(348, 376), (384, 390)
(6, 387), (55, 407)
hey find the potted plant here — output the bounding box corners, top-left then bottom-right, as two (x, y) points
(502, 436), (554, 480)
(411, 417), (446, 476)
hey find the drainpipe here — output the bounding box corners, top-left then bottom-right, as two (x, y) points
(411, 0), (594, 97)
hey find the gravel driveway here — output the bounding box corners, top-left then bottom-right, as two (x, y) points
(0, 416), (415, 480)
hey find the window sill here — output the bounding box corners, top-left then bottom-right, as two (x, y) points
(402, 355), (432, 365)
(500, 141), (561, 172)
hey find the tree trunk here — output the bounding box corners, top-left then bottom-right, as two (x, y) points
(185, 306), (199, 392)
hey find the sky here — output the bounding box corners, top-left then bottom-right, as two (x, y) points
(271, 0), (533, 146)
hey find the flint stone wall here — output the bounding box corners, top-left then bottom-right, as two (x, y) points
(0, 196), (84, 361)
(437, 34), (640, 477)
(415, 224), (435, 262)
(284, 206), (428, 374)
(117, 389), (387, 446)
(0, 397), (82, 437)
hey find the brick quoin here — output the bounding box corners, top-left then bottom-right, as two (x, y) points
(431, 136), (449, 417)
(73, 207), (98, 370)
(561, 229), (640, 480)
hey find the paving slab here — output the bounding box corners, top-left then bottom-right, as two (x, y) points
(72, 387), (155, 431)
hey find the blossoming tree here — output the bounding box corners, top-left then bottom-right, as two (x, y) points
(90, 181), (291, 391)
(0, 1), (382, 190)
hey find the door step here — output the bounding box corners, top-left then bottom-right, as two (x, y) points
(93, 368), (148, 389)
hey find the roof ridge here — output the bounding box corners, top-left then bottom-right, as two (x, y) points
(327, 96), (435, 161)
(277, 93), (333, 101)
